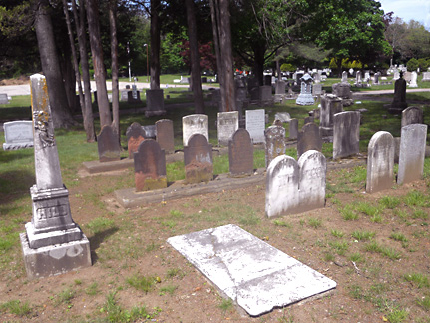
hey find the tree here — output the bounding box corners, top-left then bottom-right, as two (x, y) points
(109, 0), (120, 136)
(150, 0), (162, 89)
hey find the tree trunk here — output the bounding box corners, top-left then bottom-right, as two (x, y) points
(209, 0), (223, 106)
(72, 0), (95, 142)
(34, 0), (76, 128)
(185, 0), (205, 114)
(109, 0), (120, 137)
(150, 0), (161, 90)
(86, 0), (112, 129)
(253, 44), (266, 86)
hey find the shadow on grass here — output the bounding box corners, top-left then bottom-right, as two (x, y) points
(88, 227), (119, 264)
(0, 170), (35, 214)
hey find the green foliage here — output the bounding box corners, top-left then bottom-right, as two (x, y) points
(407, 58), (419, 72)
(329, 58), (337, 69)
(352, 230), (375, 241)
(379, 196), (401, 209)
(86, 217), (116, 235)
(0, 300), (31, 317)
(126, 274), (155, 293)
(403, 273), (430, 288)
(308, 218), (322, 228)
(102, 292), (149, 323)
(280, 63), (296, 72)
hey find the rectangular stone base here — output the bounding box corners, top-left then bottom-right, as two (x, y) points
(20, 232), (91, 280)
(25, 222), (83, 249)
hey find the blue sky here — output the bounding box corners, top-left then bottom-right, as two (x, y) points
(379, 0), (430, 30)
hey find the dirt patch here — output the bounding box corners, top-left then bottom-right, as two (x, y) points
(0, 76), (30, 86)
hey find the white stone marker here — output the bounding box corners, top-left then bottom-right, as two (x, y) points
(245, 109), (265, 144)
(3, 120), (34, 150)
(182, 114), (208, 147)
(409, 71), (418, 87)
(167, 224), (336, 317)
(397, 124), (428, 184)
(217, 111), (238, 146)
(366, 131), (395, 193)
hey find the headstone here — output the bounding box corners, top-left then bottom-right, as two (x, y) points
(228, 129), (254, 176)
(312, 83), (323, 96)
(389, 72), (408, 113)
(20, 74), (91, 280)
(393, 69), (400, 80)
(296, 74), (314, 105)
(274, 112), (290, 124)
(97, 125), (121, 162)
(313, 73), (321, 84)
(182, 114), (208, 146)
(127, 90), (141, 103)
(3, 121), (34, 150)
(422, 72), (430, 82)
(275, 81), (286, 95)
(259, 86), (272, 104)
(120, 90), (129, 101)
(134, 139), (167, 191)
(366, 131), (395, 193)
(264, 125), (286, 167)
(341, 71), (348, 83)
(304, 116), (314, 124)
(319, 94), (343, 136)
(373, 72), (380, 85)
(142, 125), (157, 139)
(333, 111), (360, 159)
(409, 71), (418, 87)
(401, 106), (423, 128)
(247, 78), (260, 101)
(0, 93), (9, 104)
(156, 119), (175, 154)
(355, 71), (362, 84)
(245, 109), (265, 144)
(184, 134), (213, 184)
(332, 83), (353, 106)
(145, 89), (166, 117)
(364, 72), (370, 82)
(289, 118), (298, 140)
(126, 122), (146, 158)
(397, 124), (427, 184)
(217, 111), (239, 146)
(404, 71), (412, 82)
(297, 123), (322, 158)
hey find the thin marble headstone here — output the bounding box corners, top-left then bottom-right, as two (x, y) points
(297, 123), (322, 158)
(3, 121), (34, 150)
(126, 122), (146, 158)
(245, 109), (265, 144)
(401, 106), (423, 128)
(183, 114), (208, 147)
(97, 125), (121, 162)
(217, 111), (239, 146)
(184, 134), (213, 184)
(228, 129), (253, 176)
(289, 118), (298, 140)
(264, 125), (286, 167)
(333, 111), (360, 159)
(156, 119), (175, 154)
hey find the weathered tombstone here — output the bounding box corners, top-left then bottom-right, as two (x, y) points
(156, 119), (175, 154)
(314, 73), (321, 84)
(0, 93), (9, 104)
(264, 75), (272, 86)
(397, 124), (428, 184)
(260, 86), (272, 104)
(355, 71), (362, 84)
(264, 125), (286, 167)
(97, 125), (121, 162)
(182, 114), (208, 146)
(341, 71), (348, 83)
(297, 123), (322, 158)
(3, 121), (34, 150)
(313, 108), (320, 119)
(422, 72), (430, 82)
(247, 78), (260, 101)
(319, 94), (343, 136)
(296, 74), (314, 105)
(275, 81), (286, 95)
(120, 90), (129, 101)
(404, 71), (412, 82)
(364, 72), (370, 82)
(217, 111), (239, 146)
(304, 116), (314, 124)
(312, 83), (323, 96)
(366, 131), (395, 193)
(127, 89), (141, 103)
(245, 109), (265, 144)
(373, 72), (380, 85)
(142, 125), (157, 139)
(409, 71), (418, 87)
(393, 69), (400, 80)
(274, 112), (291, 123)
(20, 74), (91, 280)
(332, 83), (353, 106)
(265, 155), (299, 218)
(184, 134), (213, 184)
(228, 128), (254, 176)
(145, 89), (166, 117)
(298, 150), (326, 212)
(389, 71), (408, 113)
(333, 111), (360, 159)
(134, 139), (167, 191)
(126, 122), (146, 158)
(401, 106), (423, 128)
(289, 118), (298, 140)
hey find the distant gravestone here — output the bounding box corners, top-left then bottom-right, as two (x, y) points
(183, 114), (208, 146)
(289, 118), (298, 140)
(245, 109), (265, 144)
(297, 123), (322, 158)
(397, 124), (427, 184)
(296, 73), (314, 106)
(142, 125), (157, 139)
(275, 81), (286, 95)
(389, 72), (408, 113)
(0, 93), (9, 104)
(298, 150), (326, 212)
(97, 125), (121, 162)
(404, 71), (412, 82)
(274, 112), (291, 123)
(422, 72), (430, 82)
(312, 83), (323, 96)
(260, 86), (273, 105)
(156, 119), (175, 154)
(145, 89), (166, 117)
(264, 125), (286, 167)
(134, 139), (167, 191)
(265, 155), (300, 218)
(373, 72), (379, 85)
(3, 121), (34, 150)
(217, 111), (239, 146)
(184, 134), (213, 184)
(126, 122), (146, 158)
(319, 94), (343, 136)
(409, 71), (418, 87)
(120, 90), (128, 101)
(401, 106), (423, 128)
(356, 71), (362, 84)
(393, 70), (400, 80)
(332, 83), (353, 106)
(333, 111), (360, 159)
(366, 131), (395, 193)
(341, 71), (348, 83)
(228, 129), (254, 176)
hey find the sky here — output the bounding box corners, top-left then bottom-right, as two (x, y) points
(379, 0), (430, 30)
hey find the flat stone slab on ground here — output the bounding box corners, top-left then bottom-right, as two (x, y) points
(167, 224), (336, 316)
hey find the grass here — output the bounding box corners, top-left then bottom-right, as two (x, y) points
(379, 196), (401, 209)
(126, 274), (156, 293)
(159, 284), (178, 295)
(308, 218), (322, 228)
(352, 230), (375, 241)
(85, 282), (99, 296)
(0, 300), (32, 317)
(331, 229), (345, 238)
(329, 240), (349, 256)
(218, 298), (233, 313)
(417, 296), (430, 310)
(403, 273), (430, 288)
(85, 217), (116, 234)
(101, 291), (150, 323)
(339, 205), (359, 220)
(365, 241), (402, 260)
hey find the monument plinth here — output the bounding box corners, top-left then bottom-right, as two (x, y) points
(20, 74), (91, 280)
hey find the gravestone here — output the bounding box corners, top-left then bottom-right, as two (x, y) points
(422, 72), (430, 82)
(265, 155), (300, 218)
(184, 134), (213, 184)
(373, 72), (380, 85)
(404, 71), (412, 82)
(275, 81), (286, 95)
(0, 93), (9, 104)
(274, 112), (290, 123)
(289, 118), (298, 140)
(228, 128), (254, 176)
(319, 94), (343, 136)
(247, 78), (260, 101)
(296, 74), (314, 105)
(20, 74), (91, 280)
(297, 123), (322, 158)
(126, 122), (146, 158)
(260, 86), (272, 104)
(120, 90), (128, 101)
(264, 125), (286, 167)
(364, 72), (370, 82)
(401, 106), (423, 128)
(312, 83), (323, 96)
(97, 125), (121, 162)
(355, 71), (362, 84)
(397, 124), (427, 184)
(333, 111), (360, 159)
(134, 139), (167, 191)
(3, 121), (34, 150)
(389, 71), (408, 113)
(409, 71), (418, 87)
(304, 116), (314, 124)
(314, 73), (321, 83)
(366, 131), (395, 193)
(332, 83), (353, 106)
(183, 114), (209, 146)
(341, 71), (348, 83)
(245, 109), (265, 144)
(393, 69), (400, 80)
(156, 119), (175, 154)
(217, 111), (239, 146)
(145, 89), (166, 117)
(142, 125), (157, 139)
(298, 150), (326, 212)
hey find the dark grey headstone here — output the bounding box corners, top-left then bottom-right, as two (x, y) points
(289, 118), (298, 140)
(320, 94), (343, 136)
(184, 134), (213, 184)
(275, 81), (286, 95)
(126, 122), (146, 158)
(333, 111), (360, 159)
(297, 123), (322, 158)
(145, 89), (166, 117)
(228, 129), (254, 176)
(156, 119), (175, 154)
(389, 76), (407, 113)
(265, 125), (286, 167)
(0, 93), (9, 104)
(401, 106), (423, 128)
(97, 125), (121, 162)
